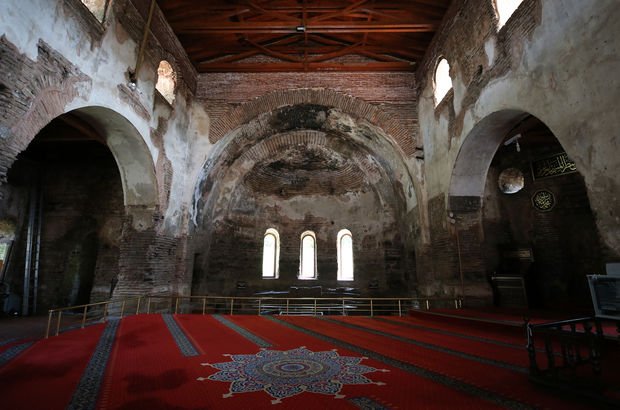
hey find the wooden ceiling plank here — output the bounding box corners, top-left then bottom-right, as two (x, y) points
(197, 61), (415, 72)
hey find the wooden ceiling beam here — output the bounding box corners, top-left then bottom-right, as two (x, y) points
(174, 22), (437, 35)
(197, 61), (415, 72)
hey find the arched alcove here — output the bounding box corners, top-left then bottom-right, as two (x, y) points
(191, 104), (419, 297)
(0, 106), (158, 313)
(449, 110), (603, 311)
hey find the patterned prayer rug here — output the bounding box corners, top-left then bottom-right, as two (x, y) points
(198, 346), (387, 404)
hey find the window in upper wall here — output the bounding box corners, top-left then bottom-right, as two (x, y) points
(80, 0), (109, 23)
(299, 231), (317, 279)
(434, 58), (452, 106)
(156, 60), (176, 104)
(495, 0), (524, 29)
(337, 229), (354, 281)
(262, 228), (280, 279)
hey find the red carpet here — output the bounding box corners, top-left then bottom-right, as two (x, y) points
(0, 323), (105, 410)
(278, 316), (592, 409)
(0, 313), (609, 409)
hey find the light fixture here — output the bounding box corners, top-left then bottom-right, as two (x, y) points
(296, 26), (306, 32)
(504, 133), (522, 152)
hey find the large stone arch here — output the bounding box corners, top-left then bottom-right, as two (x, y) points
(193, 104), (420, 228)
(209, 88), (416, 156)
(190, 103), (421, 296)
(2, 103), (158, 208)
(448, 109), (532, 210)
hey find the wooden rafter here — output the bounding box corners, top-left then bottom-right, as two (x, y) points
(157, 0), (452, 72)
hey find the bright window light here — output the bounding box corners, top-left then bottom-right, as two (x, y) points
(495, 0), (524, 28)
(434, 58), (452, 106)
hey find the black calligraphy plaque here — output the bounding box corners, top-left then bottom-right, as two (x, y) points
(531, 152), (577, 180)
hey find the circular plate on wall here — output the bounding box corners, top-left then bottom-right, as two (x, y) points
(532, 189), (555, 212)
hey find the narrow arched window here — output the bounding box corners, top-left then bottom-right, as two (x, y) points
(434, 58), (452, 106)
(337, 229), (354, 281)
(262, 228), (280, 278)
(81, 0), (108, 22)
(494, 0), (524, 29)
(299, 231), (317, 279)
(155, 60), (176, 104)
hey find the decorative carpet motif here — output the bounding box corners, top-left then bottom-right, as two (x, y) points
(0, 341), (33, 368)
(66, 319), (119, 410)
(213, 315), (272, 348)
(162, 314), (199, 357)
(198, 346), (387, 404)
(349, 396), (390, 409)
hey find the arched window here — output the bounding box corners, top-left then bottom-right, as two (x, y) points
(262, 228), (280, 278)
(155, 60), (176, 104)
(299, 231), (317, 279)
(434, 58), (452, 106)
(337, 229), (354, 281)
(495, 0), (524, 29)
(81, 0), (108, 22)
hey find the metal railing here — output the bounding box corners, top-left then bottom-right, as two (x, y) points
(45, 295), (462, 338)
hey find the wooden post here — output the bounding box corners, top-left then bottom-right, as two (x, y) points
(81, 305), (88, 329)
(45, 310), (53, 339)
(56, 311), (63, 336)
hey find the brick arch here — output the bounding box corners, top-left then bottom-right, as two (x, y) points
(1, 102), (158, 208)
(209, 88), (415, 156)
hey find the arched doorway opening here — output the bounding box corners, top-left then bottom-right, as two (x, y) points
(0, 107), (157, 314)
(449, 111), (604, 311)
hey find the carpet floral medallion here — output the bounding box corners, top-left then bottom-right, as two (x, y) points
(198, 346), (388, 404)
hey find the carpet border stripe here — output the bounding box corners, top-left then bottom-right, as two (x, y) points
(162, 314), (200, 357)
(66, 319), (119, 410)
(0, 341), (34, 368)
(323, 317), (526, 374)
(376, 317), (528, 350)
(213, 314), (272, 348)
(267, 316), (532, 410)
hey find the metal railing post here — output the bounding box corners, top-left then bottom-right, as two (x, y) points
(286, 299), (289, 315)
(370, 299), (374, 317)
(136, 297), (141, 314)
(147, 297), (151, 314)
(342, 299), (345, 316)
(120, 300), (126, 319)
(258, 299), (262, 315)
(425, 299), (430, 310)
(45, 310), (53, 339)
(314, 299), (317, 316)
(230, 298), (234, 315)
(175, 297), (180, 315)
(81, 305), (88, 329)
(202, 297), (206, 315)
(56, 311), (63, 336)
(103, 302), (108, 322)
(398, 299), (402, 317)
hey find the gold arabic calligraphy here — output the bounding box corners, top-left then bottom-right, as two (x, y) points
(532, 152), (577, 179)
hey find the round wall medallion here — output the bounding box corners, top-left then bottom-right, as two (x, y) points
(532, 189), (555, 212)
(498, 168), (525, 194)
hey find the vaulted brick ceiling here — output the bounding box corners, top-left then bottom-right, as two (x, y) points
(157, 0), (452, 72)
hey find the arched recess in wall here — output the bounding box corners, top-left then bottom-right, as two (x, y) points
(448, 109), (603, 311)
(61, 106), (158, 208)
(0, 105), (158, 314)
(190, 101), (420, 297)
